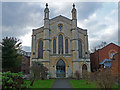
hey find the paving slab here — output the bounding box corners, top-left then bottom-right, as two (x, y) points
(51, 79), (74, 89)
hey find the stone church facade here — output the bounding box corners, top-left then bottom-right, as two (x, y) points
(31, 3), (91, 78)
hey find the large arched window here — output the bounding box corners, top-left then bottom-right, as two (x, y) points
(53, 39), (56, 54)
(58, 34), (63, 54)
(38, 40), (43, 59)
(78, 40), (82, 58)
(65, 39), (68, 54)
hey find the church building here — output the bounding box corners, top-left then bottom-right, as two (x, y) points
(31, 3), (91, 78)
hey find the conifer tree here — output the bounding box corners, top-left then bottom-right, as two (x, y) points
(2, 37), (22, 72)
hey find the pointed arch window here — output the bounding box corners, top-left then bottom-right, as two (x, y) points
(53, 39), (56, 54)
(82, 64), (87, 72)
(65, 39), (68, 54)
(38, 40), (43, 59)
(78, 40), (82, 58)
(56, 59), (65, 77)
(58, 34), (63, 54)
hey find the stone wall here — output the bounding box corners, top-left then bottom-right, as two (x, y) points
(30, 11), (90, 78)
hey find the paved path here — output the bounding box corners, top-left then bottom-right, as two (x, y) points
(51, 79), (73, 89)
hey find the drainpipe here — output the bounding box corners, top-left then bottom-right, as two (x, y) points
(98, 50), (99, 70)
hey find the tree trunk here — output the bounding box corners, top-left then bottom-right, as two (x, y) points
(30, 74), (35, 86)
(30, 79), (35, 86)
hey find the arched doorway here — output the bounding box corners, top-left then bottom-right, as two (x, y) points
(56, 59), (65, 78)
(82, 64), (88, 79)
(82, 64), (87, 72)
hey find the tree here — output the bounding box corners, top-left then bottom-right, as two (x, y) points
(91, 41), (107, 53)
(30, 61), (48, 86)
(2, 37), (22, 72)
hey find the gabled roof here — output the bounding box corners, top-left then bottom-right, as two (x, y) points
(50, 15), (71, 21)
(94, 42), (120, 53)
(103, 42), (120, 49)
(109, 42), (120, 47)
(33, 26), (44, 31)
(99, 59), (112, 68)
(99, 59), (112, 64)
(77, 27), (87, 35)
(32, 26), (44, 35)
(32, 15), (88, 34)
(50, 15), (72, 25)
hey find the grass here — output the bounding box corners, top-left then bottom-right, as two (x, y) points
(70, 80), (97, 88)
(70, 79), (120, 88)
(25, 79), (55, 88)
(0, 75), (2, 85)
(113, 84), (120, 88)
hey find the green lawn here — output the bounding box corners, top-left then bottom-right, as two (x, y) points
(25, 79), (55, 88)
(70, 80), (97, 88)
(70, 80), (120, 88)
(0, 74), (2, 85)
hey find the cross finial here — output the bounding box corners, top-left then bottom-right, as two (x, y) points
(46, 3), (48, 8)
(73, 3), (75, 8)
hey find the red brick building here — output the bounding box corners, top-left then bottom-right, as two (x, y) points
(18, 50), (31, 75)
(90, 43), (120, 76)
(21, 55), (30, 74)
(112, 53), (120, 80)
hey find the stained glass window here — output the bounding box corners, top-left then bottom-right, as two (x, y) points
(78, 40), (82, 58)
(65, 39), (68, 54)
(53, 39), (56, 54)
(58, 34), (63, 54)
(38, 40), (43, 59)
(58, 24), (63, 31)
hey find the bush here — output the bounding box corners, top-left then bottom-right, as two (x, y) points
(31, 61), (48, 80)
(75, 70), (80, 80)
(91, 68), (117, 88)
(82, 70), (90, 84)
(2, 71), (26, 89)
(30, 61), (48, 86)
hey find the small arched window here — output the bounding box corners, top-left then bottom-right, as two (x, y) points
(65, 39), (68, 54)
(78, 40), (82, 58)
(53, 39), (56, 54)
(58, 34), (63, 54)
(58, 24), (63, 31)
(38, 40), (43, 59)
(82, 64), (87, 72)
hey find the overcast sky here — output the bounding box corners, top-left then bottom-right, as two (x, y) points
(2, 1), (119, 52)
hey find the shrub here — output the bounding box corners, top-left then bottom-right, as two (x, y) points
(30, 61), (48, 86)
(75, 70), (80, 80)
(82, 70), (91, 84)
(2, 71), (26, 89)
(41, 66), (48, 80)
(92, 68), (117, 88)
